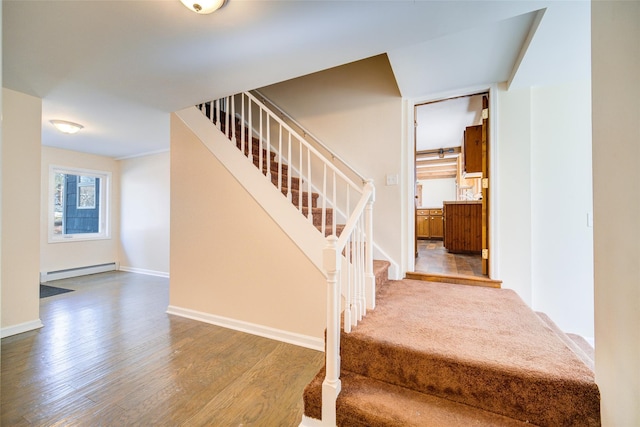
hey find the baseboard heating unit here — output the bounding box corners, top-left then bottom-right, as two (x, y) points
(40, 262), (119, 283)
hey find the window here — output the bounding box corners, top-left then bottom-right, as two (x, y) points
(49, 166), (111, 242)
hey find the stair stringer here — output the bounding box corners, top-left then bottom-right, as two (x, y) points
(177, 105), (327, 274)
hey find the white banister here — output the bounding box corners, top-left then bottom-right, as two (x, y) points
(197, 93), (375, 427)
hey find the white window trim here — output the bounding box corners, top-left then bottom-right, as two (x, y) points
(48, 165), (112, 243)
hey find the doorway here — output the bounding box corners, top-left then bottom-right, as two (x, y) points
(413, 93), (490, 279)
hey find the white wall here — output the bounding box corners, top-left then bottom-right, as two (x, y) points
(119, 151), (170, 277)
(40, 146), (120, 274)
(592, 2), (640, 424)
(531, 80), (593, 338)
(495, 80), (594, 339)
(496, 84), (533, 305)
(1, 88), (42, 336)
(418, 178), (456, 207)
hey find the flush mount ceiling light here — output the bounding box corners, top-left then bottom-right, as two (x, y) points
(180, 0), (226, 14)
(50, 120), (84, 135)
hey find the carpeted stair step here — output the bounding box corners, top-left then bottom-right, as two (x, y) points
(283, 187), (318, 208)
(303, 368), (532, 427)
(271, 173), (301, 191)
(335, 279), (600, 426)
(248, 149), (278, 164)
(235, 134), (274, 155)
(258, 160), (290, 179)
(316, 223), (345, 237)
(373, 260), (390, 293)
(301, 207), (333, 227)
(536, 311), (594, 371)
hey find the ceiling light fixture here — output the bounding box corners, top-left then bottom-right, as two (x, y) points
(50, 120), (84, 135)
(180, 0), (226, 14)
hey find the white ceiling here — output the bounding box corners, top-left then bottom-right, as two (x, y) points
(3, 0), (591, 159)
(416, 94), (484, 152)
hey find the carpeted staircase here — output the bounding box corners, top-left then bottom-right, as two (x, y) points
(201, 103), (600, 426)
(302, 265), (601, 426)
(210, 111), (337, 233)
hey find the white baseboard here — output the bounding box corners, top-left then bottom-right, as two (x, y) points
(166, 305), (324, 352)
(118, 266), (169, 278)
(40, 262), (118, 283)
(1, 319), (44, 338)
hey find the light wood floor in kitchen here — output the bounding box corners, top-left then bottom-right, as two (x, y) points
(1, 272), (324, 426)
(415, 239), (483, 277)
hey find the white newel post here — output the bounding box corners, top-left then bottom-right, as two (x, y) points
(323, 235), (341, 427)
(364, 180), (375, 310)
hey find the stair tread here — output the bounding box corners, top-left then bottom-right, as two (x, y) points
(536, 311), (594, 371)
(304, 368), (531, 427)
(339, 279), (600, 426)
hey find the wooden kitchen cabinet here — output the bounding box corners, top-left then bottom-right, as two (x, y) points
(443, 201), (481, 253)
(464, 125), (483, 174)
(429, 209), (444, 238)
(417, 208), (443, 239)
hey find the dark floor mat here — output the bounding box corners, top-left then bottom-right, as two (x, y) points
(40, 284), (74, 298)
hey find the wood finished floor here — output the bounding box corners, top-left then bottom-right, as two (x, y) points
(415, 239), (483, 277)
(1, 272), (324, 426)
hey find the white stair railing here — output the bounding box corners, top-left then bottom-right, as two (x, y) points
(197, 92), (375, 426)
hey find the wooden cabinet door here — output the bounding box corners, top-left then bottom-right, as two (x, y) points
(417, 214), (430, 238)
(430, 215), (444, 239)
(464, 125), (483, 174)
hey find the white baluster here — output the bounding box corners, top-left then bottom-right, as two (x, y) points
(322, 163), (327, 237)
(248, 98), (253, 160)
(332, 171), (336, 237)
(241, 95), (245, 155)
(278, 125), (283, 192)
(225, 96), (230, 138)
(215, 99), (221, 131)
(230, 95), (235, 142)
(307, 147), (312, 223)
(266, 118), (271, 181)
(287, 133), (292, 202)
(344, 232), (352, 333)
(259, 108), (263, 174)
(298, 139), (303, 213)
(365, 179), (375, 310)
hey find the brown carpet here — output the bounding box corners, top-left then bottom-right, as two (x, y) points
(304, 273), (600, 426)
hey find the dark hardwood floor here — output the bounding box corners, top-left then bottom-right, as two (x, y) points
(415, 239), (483, 277)
(1, 272), (324, 426)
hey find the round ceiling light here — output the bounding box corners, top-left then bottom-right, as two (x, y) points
(180, 0), (226, 14)
(50, 120), (84, 135)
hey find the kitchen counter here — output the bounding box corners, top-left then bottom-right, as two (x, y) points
(442, 200), (482, 205)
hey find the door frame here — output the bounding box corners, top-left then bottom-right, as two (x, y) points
(401, 83), (500, 280)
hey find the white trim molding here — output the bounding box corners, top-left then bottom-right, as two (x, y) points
(118, 266), (169, 278)
(403, 83), (500, 280)
(1, 319), (44, 338)
(166, 305), (324, 352)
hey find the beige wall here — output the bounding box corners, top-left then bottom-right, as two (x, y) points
(592, 1), (640, 424)
(260, 55), (404, 273)
(170, 113), (326, 340)
(40, 146), (120, 274)
(1, 88), (42, 335)
(119, 152), (170, 276)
